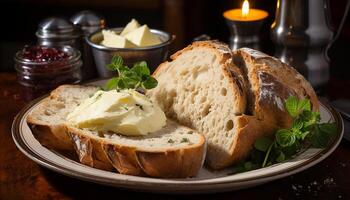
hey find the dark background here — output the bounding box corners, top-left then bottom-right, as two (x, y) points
(0, 0), (349, 79)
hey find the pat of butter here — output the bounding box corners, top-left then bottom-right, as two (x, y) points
(101, 30), (136, 48)
(66, 89), (166, 136)
(124, 25), (161, 47)
(120, 18), (140, 36)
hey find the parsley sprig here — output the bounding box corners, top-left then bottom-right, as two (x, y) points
(105, 55), (158, 91)
(234, 96), (338, 172)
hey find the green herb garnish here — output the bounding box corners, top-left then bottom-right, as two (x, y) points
(181, 138), (189, 143)
(135, 104), (144, 111)
(234, 96), (338, 172)
(105, 55), (158, 91)
(168, 139), (174, 143)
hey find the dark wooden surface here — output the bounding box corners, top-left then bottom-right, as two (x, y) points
(1, 73), (350, 200)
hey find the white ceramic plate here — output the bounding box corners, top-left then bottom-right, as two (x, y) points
(11, 80), (344, 194)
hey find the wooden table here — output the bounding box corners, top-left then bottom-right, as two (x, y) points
(1, 72), (349, 200)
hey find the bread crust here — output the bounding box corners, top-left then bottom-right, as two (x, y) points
(66, 121), (206, 178)
(233, 48), (319, 128)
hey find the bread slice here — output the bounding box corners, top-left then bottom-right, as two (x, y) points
(148, 41), (318, 169)
(232, 48), (319, 128)
(148, 41), (257, 169)
(27, 84), (206, 177)
(27, 85), (99, 151)
(66, 120), (206, 178)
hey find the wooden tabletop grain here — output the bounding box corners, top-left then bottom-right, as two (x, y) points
(1, 72), (350, 200)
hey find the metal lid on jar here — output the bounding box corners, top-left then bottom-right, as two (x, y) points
(70, 10), (105, 35)
(36, 17), (78, 39)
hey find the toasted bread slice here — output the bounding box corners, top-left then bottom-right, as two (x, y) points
(66, 120), (206, 178)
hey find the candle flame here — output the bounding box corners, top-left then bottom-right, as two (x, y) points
(242, 0), (249, 17)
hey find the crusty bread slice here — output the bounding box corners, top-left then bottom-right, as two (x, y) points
(148, 41), (256, 169)
(27, 84), (206, 177)
(232, 48), (319, 128)
(148, 41), (318, 170)
(66, 120), (206, 178)
(27, 85), (99, 151)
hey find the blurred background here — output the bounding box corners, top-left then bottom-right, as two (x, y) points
(0, 0), (349, 80)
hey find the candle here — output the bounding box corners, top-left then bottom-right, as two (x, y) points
(223, 0), (268, 22)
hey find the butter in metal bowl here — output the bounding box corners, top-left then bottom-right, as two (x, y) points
(100, 19), (162, 48)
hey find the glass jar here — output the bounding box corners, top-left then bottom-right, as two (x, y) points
(14, 45), (82, 100)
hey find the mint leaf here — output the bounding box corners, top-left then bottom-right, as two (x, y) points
(105, 77), (119, 90)
(276, 129), (296, 147)
(297, 130), (310, 140)
(292, 118), (304, 130)
(309, 123), (337, 148)
(285, 96), (299, 117)
(254, 137), (273, 152)
(117, 78), (126, 89)
(142, 76), (158, 89)
(298, 99), (311, 112)
(107, 63), (117, 71)
(117, 65), (130, 75)
(285, 97), (311, 117)
(301, 111), (320, 128)
(132, 61), (150, 77)
(234, 96), (337, 173)
(112, 55), (123, 66)
(104, 55), (157, 91)
(107, 55), (124, 71)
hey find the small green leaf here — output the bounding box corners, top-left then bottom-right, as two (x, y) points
(285, 96), (299, 117)
(117, 78), (126, 89)
(105, 77), (119, 90)
(302, 111), (320, 128)
(106, 63), (117, 71)
(132, 61), (150, 77)
(142, 76), (158, 89)
(309, 123), (337, 148)
(254, 137), (273, 152)
(122, 71), (141, 88)
(112, 55), (123, 66)
(276, 129), (296, 147)
(298, 99), (311, 112)
(181, 138), (189, 143)
(296, 130), (310, 140)
(292, 118), (304, 130)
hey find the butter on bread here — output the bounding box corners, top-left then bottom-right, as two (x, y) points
(27, 85), (206, 177)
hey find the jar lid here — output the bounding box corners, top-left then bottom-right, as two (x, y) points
(70, 10), (105, 29)
(36, 17), (78, 39)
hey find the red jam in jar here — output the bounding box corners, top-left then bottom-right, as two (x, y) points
(22, 45), (69, 62)
(14, 45), (82, 100)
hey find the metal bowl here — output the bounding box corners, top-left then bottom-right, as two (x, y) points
(86, 27), (174, 77)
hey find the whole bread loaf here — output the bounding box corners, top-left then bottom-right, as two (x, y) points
(148, 41), (318, 169)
